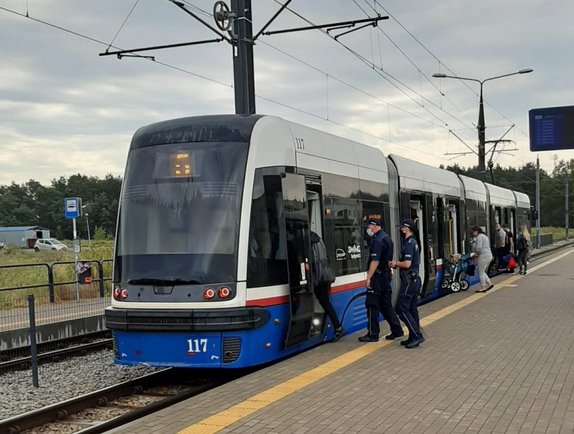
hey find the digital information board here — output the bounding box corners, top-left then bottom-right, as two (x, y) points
(529, 105), (574, 152)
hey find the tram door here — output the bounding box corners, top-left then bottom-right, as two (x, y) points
(282, 173), (314, 348)
(410, 201), (426, 281)
(448, 204), (459, 255)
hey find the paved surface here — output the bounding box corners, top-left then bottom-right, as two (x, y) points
(110, 245), (574, 434)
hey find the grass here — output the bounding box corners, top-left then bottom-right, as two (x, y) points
(0, 240), (114, 309)
(533, 226), (571, 242)
(2, 228), (570, 308)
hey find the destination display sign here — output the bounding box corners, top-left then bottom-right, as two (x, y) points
(529, 105), (574, 152)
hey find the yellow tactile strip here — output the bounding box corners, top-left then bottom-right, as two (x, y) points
(179, 249), (574, 434)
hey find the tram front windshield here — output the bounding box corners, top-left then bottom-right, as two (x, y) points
(115, 141), (248, 285)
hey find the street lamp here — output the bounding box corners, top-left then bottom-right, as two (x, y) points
(85, 213), (91, 246)
(432, 68), (533, 177)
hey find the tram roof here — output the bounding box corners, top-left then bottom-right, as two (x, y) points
(485, 182), (516, 207)
(388, 154), (461, 197)
(130, 115), (263, 149)
(513, 191), (530, 209)
(458, 175), (487, 202)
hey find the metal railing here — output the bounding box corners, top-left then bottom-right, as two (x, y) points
(0, 259), (112, 303)
(1, 259), (113, 368)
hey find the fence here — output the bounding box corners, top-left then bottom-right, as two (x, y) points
(0, 260), (112, 356)
(537, 233), (554, 249)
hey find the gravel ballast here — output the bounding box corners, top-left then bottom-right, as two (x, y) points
(0, 350), (158, 420)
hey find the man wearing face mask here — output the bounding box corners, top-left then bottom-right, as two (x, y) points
(390, 218), (424, 349)
(358, 219), (403, 342)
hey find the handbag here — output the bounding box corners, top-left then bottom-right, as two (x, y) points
(466, 263), (475, 276)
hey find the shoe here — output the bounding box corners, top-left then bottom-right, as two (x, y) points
(358, 335), (379, 342)
(384, 332), (405, 340)
(400, 338), (412, 346)
(486, 284), (494, 291)
(332, 327), (345, 342)
(475, 288), (487, 293)
(405, 336), (425, 349)
(523, 271), (527, 275)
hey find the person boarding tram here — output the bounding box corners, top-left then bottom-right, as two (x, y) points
(309, 231), (345, 342)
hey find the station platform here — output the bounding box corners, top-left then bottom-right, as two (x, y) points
(112, 245), (574, 433)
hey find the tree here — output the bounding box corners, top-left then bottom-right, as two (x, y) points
(0, 174), (122, 240)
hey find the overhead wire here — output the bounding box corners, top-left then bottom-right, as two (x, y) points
(0, 2), (439, 159)
(0, 2), (533, 166)
(364, 0), (532, 168)
(106, 0), (140, 51)
(368, 0), (528, 140)
(274, 1), (472, 133)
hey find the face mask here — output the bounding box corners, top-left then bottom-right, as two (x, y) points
(366, 228), (373, 237)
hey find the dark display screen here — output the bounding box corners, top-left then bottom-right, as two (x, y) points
(529, 106), (574, 152)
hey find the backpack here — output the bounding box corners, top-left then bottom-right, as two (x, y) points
(517, 236), (530, 251)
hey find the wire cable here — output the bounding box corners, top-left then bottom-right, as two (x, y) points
(106, 0), (141, 51)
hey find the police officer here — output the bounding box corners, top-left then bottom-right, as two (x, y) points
(358, 219), (403, 342)
(389, 218), (425, 349)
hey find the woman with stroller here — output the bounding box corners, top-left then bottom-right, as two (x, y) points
(471, 225), (494, 293)
(516, 224), (532, 275)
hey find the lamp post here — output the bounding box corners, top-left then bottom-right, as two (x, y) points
(432, 68), (533, 177)
(85, 213), (91, 246)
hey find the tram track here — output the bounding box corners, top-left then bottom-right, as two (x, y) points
(0, 331), (112, 373)
(0, 368), (242, 434)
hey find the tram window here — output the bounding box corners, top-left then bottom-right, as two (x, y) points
(361, 200), (385, 270)
(247, 168), (288, 288)
(330, 198), (362, 276)
(321, 173), (360, 198)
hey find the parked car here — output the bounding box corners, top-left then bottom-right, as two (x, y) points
(34, 238), (68, 252)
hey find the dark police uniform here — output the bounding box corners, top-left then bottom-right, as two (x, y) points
(365, 229), (403, 339)
(396, 234), (423, 346)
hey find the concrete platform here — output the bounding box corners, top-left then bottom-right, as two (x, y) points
(110, 245), (574, 434)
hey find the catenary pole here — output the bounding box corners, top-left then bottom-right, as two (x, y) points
(231, 0), (255, 114)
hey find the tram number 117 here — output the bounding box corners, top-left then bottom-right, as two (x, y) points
(187, 338), (208, 353)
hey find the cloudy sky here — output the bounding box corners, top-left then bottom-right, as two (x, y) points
(1, 0), (574, 186)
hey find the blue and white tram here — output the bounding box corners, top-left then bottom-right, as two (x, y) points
(387, 155), (466, 300)
(104, 114), (530, 369)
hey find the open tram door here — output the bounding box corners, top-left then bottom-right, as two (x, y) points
(281, 173), (315, 348)
(410, 201), (427, 292)
(448, 203), (459, 255)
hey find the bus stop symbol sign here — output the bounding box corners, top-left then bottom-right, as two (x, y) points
(64, 197), (82, 219)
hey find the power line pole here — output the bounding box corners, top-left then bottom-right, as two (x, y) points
(566, 174), (570, 241)
(100, 2), (385, 116)
(536, 155), (541, 248)
(231, 0), (255, 114)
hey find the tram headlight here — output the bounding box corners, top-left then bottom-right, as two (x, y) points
(218, 287), (231, 299)
(203, 288), (215, 300)
(120, 288), (128, 300)
(113, 286), (121, 299)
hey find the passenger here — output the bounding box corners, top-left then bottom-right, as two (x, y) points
(389, 219), (424, 349)
(516, 224), (532, 275)
(309, 231), (345, 342)
(472, 225), (494, 293)
(503, 224), (515, 255)
(494, 223), (507, 269)
(358, 219), (403, 343)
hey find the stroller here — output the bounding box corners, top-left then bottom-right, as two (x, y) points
(441, 252), (475, 292)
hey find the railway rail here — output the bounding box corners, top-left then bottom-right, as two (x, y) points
(0, 331), (112, 373)
(0, 368), (242, 434)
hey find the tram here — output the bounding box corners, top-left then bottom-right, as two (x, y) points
(105, 115), (530, 368)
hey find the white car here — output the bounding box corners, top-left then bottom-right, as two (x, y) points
(34, 238), (68, 251)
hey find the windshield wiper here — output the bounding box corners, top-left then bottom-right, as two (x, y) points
(127, 278), (201, 286)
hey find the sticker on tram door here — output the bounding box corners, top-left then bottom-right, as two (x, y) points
(300, 262), (308, 285)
